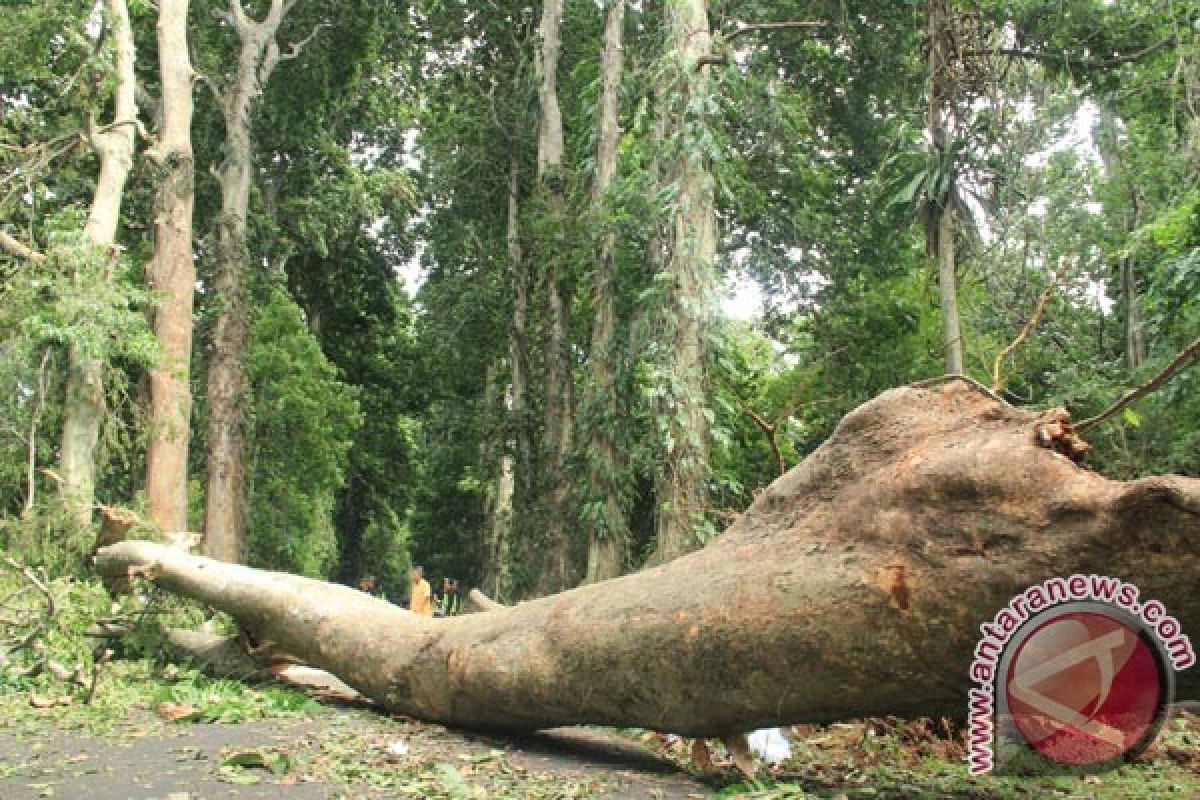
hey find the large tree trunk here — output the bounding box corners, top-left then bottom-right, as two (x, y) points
(583, 0), (629, 584)
(926, 0), (964, 376)
(507, 156), (532, 507)
(649, 0), (717, 565)
(144, 0), (197, 534)
(203, 0), (292, 562)
(60, 0), (139, 525)
(532, 0), (575, 594)
(480, 158), (526, 601)
(101, 380), (1200, 734)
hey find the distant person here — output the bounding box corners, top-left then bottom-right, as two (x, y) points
(409, 565), (433, 617)
(438, 577), (461, 616)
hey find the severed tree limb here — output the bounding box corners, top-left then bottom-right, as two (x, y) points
(0, 231), (46, 263)
(96, 381), (1200, 736)
(21, 349), (52, 518)
(744, 407), (786, 477)
(466, 588), (508, 613)
(991, 280), (1057, 392)
(1076, 337), (1200, 432)
(0, 559), (57, 674)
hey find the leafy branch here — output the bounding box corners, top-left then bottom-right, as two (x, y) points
(1076, 338), (1200, 432)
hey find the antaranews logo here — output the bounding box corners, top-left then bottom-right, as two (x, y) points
(967, 575), (1195, 775)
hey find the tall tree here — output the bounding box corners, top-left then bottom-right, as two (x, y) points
(648, 0), (718, 565)
(481, 159), (525, 598)
(582, 0), (628, 583)
(144, 0), (197, 534)
(531, 0), (575, 593)
(204, 0), (307, 562)
(926, 0), (965, 375)
(59, 0), (139, 525)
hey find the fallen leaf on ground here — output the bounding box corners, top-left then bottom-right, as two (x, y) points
(155, 701), (199, 722)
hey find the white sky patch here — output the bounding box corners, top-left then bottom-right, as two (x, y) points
(1082, 279), (1114, 314)
(722, 273), (765, 320)
(1025, 100), (1102, 169)
(397, 241), (427, 297)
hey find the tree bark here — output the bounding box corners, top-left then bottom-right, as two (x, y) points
(507, 157), (532, 506)
(97, 380), (1200, 735)
(203, 0), (293, 563)
(649, 0), (717, 566)
(584, 0), (629, 584)
(144, 0), (197, 535)
(1121, 256), (1146, 371)
(532, 0), (575, 594)
(926, 0), (964, 375)
(481, 365), (513, 599)
(936, 204), (964, 374)
(59, 0), (139, 525)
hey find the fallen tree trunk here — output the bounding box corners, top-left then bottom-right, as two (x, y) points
(96, 380), (1200, 736)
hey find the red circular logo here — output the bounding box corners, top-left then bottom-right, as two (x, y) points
(1003, 610), (1167, 766)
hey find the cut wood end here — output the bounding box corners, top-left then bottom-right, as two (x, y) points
(126, 563), (162, 581)
(1032, 410), (1091, 463)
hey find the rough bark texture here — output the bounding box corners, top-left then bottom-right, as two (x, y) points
(926, 0), (964, 376)
(204, 0), (291, 563)
(506, 157), (531, 508)
(1121, 256), (1146, 371)
(584, 0), (629, 584)
(60, 0), (139, 525)
(650, 0), (717, 566)
(101, 380), (1200, 735)
(532, 0), (575, 594)
(144, 0), (197, 534)
(481, 365), (513, 599)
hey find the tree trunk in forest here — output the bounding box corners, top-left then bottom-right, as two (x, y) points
(97, 379), (1200, 735)
(59, 0), (139, 525)
(649, 0), (717, 566)
(935, 205), (964, 374)
(532, 0), (575, 594)
(481, 366), (513, 600)
(926, 0), (964, 376)
(584, 0), (628, 584)
(204, 0), (293, 563)
(484, 158), (525, 600)
(1121, 257), (1146, 371)
(506, 157), (532, 507)
(144, 0), (196, 534)
(1095, 102), (1146, 374)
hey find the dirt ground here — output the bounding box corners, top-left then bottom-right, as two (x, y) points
(0, 708), (716, 799)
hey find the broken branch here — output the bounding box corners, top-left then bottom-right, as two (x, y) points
(0, 231), (46, 263)
(1075, 337), (1200, 432)
(992, 280), (1057, 392)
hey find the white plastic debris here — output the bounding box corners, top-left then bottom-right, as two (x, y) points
(386, 740), (410, 757)
(746, 727), (792, 764)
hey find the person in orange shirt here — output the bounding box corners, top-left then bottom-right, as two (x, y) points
(409, 565), (433, 617)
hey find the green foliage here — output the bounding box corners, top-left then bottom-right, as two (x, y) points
(151, 679), (321, 724)
(243, 287), (362, 578)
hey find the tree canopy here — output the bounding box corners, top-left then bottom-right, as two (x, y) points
(0, 0), (1196, 599)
